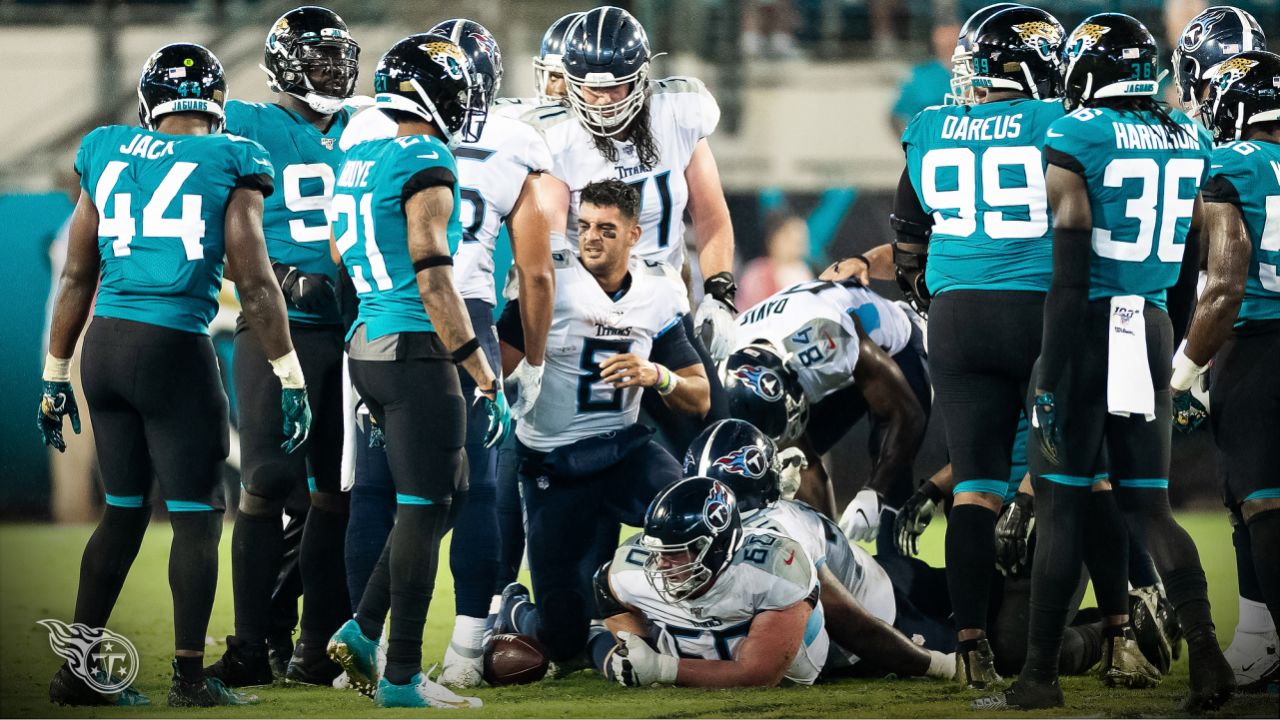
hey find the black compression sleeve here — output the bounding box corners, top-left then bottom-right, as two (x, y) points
(495, 298), (525, 354)
(235, 173), (274, 198)
(893, 167), (932, 237)
(651, 315), (701, 370)
(400, 166), (456, 210)
(1168, 227), (1200, 347)
(1038, 227), (1092, 392)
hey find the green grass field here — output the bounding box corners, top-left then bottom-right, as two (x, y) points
(1, 513), (1275, 718)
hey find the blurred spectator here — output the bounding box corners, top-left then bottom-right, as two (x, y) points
(890, 21), (959, 137)
(738, 211), (816, 308)
(743, 0), (804, 58)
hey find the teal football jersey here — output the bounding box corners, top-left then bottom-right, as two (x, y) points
(75, 124), (274, 335)
(1202, 140), (1280, 323)
(333, 134), (462, 340)
(903, 98), (1065, 295)
(225, 100), (352, 325)
(1044, 106), (1213, 307)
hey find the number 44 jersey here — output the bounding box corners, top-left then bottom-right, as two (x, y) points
(903, 98), (1064, 295)
(75, 124), (274, 335)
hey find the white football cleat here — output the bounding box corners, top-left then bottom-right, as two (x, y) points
(439, 644), (485, 689)
(1223, 628), (1279, 693)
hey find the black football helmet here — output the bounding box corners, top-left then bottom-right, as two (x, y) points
(430, 19), (503, 141)
(969, 6), (1064, 100)
(1200, 50), (1280, 143)
(1174, 7), (1267, 120)
(683, 419), (782, 513)
(262, 6), (359, 115)
(720, 344), (808, 445)
(641, 477), (744, 603)
(561, 6), (653, 138)
(949, 3), (1022, 105)
(372, 33), (480, 147)
(138, 43), (227, 132)
(534, 12), (583, 104)
(1061, 13), (1160, 111)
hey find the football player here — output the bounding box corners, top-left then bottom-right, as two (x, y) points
(1176, 48), (1280, 693)
(334, 19), (556, 689)
(684, 419), (956, 680)
(491, 179), (710, 668)
(204, 5), (361, 688)
(1171, 6), (1276, 691)
(719, 278), (928, 539)
(321, 34), (507, 709)
(532, 12), (582, 104)
(38, 43), (307, 706)
(977, 14), (1231, 711)
(527, 5), (733, 450)
(595, 477), (828, 687)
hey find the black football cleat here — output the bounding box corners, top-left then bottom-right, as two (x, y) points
(1183, 641), (1237, 714)
(493, 582), (532, 636)
(169, 661), (260, 707)
(49, 665), (149, 706)
(203, 635), (274, 687)
(267, 632), (293, 679)
(285, 639), (343, 686)
(972, 679), (1064, 711)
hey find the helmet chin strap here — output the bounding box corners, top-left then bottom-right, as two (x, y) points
(295, 90), (345, 116)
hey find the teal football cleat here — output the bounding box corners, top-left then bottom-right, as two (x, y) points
(49, 666), (150, 706)
(168, 661), (260, 707)
(374, 673), (482, 709)
(327, 619), (383, 698)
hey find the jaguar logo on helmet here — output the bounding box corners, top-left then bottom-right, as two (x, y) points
(1066, 23), (1111, 58)
(1012, 22), (1062, 62)
(423, 41), (467, 80)
(1211, 56), (1260, 92)
(1179, 9), (1229, 52)
(713, 446), (767, 479)
(730, 365), (783, 402)
(703, 481), (733, 532)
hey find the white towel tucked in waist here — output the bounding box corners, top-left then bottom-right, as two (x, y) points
(1107, 295), (1155, 421)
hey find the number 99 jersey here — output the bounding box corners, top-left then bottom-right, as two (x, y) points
(902, 98), (1065, 295)
(75, 124), (274, 335)
(1043, 106), (1212, 304)
(609, 529), (829, 685)
(225, 100), (355, 325)
(733, 280), (911, 403)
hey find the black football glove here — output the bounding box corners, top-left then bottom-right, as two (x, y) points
(272, 262), (337, 315)
(994, 492), (1035, 577)
(895, 480), (945, 556)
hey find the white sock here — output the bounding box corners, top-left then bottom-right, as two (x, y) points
(488, 595), (502, 616)
(1236, 596), (1277, 635)
(451, 615), (488, 653)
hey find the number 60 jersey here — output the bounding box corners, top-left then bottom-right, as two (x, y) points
(902, 98), (1064, 296)
(75, 124), (274, 335)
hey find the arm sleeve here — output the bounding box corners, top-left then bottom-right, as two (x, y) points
(893, 166), (933, 238)
(495, 297), (525, 353)
(400, 166), (456, 209)
(232, 139), (275, 198)
(650, 314), (700, 370)
(1038, 226), (1092, 391)
(74, 128), (102, 191)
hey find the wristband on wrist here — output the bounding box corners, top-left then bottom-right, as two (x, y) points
(43, 354), (72, 383)
(921, 480), (946, 504)
(269, 350), (306, 389)
(654, 364), (678, 395)
(1170, 341), (1205, 392)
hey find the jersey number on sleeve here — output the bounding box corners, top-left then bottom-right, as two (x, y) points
(331, 192), (393, 293)
(96, 160), (205, 260)
(1092, 158), (1204, 264)
(921, 146), (1048, 239)
(282, 163), (336, 243)
(577, 337), (633, 412)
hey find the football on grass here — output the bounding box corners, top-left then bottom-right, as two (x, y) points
(484, 633), (549, 686)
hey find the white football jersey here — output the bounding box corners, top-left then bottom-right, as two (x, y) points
(525, 77), (720, 269)
(517, 253), (691, 452)
(734, 280), (912, 403)
(610, 529), (829, 685)
(337, 105), (552, 304)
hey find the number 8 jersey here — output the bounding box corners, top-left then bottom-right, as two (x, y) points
(902, 98), (1064, 295)
(75, 124), (274, 335)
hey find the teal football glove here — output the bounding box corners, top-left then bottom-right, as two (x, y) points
(281, 387), (312, 454)
(1031, 391), (1061, 466)
(38, 380), (81, 452)
(475, 381), (511, 449)
(1171, 389), (1207, 433)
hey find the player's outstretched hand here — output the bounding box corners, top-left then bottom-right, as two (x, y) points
(1171, 389), (1207, 433)
(280, 387), (312, 454)
(1031, 390), (1061, 465)
(605, 631), (678, 688)
(507, 358), (544, 420)
(994, 492), (1035, 577)
(895, 480), (944, 556)
(819, 257), (871, 285)
(839, 488), (884, 544)
(695, 297), (737, 363)
(475, 380), (511, 449)
(37, 380), (81, 453)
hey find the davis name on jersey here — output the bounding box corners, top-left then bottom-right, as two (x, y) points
(76, 124), (274, 335)
(338, 104), (553, 306)
(734, 280), (911, 403)
(1203, 140), (1280, 322)
(330, 134), (461, 340)
(526, 77), (720, 269)
(610, 529), (829, 685)
(225, 100), (354, 325)
(517, 254), (690, 451)
(903, 98), (1064, 294)
(1044, 106), (1213, 305)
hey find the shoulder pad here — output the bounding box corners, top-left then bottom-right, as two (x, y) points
(551, 250), (576, 269)
(735, 531), (814, 587)
(649, 76), (707, 96)
(518, 103), (574, 131)
(639, 258), (668, 276)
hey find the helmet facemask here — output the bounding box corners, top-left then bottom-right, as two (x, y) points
(533, 54), (567, 104)
(642, 535), (716, 603)
(565, 64), (651, 138)
(264, 32), (359, 116)
(947, 43), (979, 105)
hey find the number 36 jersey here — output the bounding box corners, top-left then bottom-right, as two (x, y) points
(609, 530), (829, 685)
(75, 124), (274, 335)
(903, 98), (1064, 295)
(733, 280), (911, 404)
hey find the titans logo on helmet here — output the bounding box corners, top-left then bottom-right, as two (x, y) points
(730, 365), (783, 402)
(469, 31), (500, 63)
(713, 446), (767, 479)
(703, 481), (733, 532)
(1179, 8), (1231, 52)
